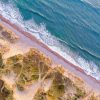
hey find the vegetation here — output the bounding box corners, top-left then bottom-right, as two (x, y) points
(0, 53), (3, 68)
(1, 48), (51, 91)
(34, 67), (86, 100)
(34, 89), (47, 100)
(0, 80), (13, 100)
(47, 70), (65, 99)
(16, 48), (51, 88)
(0, 48), (99, 100)
(0, 38), (10, 54)
(75, 87), (86, 98)
(1, 29), (19, 43)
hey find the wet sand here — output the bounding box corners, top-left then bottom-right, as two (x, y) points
(0, 14), (100, 92)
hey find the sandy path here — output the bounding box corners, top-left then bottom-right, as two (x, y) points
(0, 16), (100, 93)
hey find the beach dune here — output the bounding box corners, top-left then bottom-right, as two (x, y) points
(0, 14), (100, 97)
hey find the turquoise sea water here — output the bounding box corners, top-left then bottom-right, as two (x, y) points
(0, 0), (100, 79)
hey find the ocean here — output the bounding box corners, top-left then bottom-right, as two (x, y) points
(0, 0), (100, 80)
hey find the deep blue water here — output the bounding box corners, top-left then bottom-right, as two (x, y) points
(0, 0), (100, 79)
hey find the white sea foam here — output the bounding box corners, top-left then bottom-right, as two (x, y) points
(81, 0), (100, 8)
(0, 0), (100, 80)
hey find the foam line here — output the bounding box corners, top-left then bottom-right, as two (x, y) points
(0, 0), (100, 80)
(81, 0), (100, 8)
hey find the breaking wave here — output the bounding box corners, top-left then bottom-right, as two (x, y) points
(81, 0), (100, 8)
(0, 0), (100, 80)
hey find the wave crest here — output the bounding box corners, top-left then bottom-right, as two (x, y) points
(0, 0), (100, 80)
(81, 0), (100, 8)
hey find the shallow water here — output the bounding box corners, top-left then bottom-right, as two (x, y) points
(0, 0), (100, 80)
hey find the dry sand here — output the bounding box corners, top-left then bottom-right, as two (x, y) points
(0, 15), (100, 94)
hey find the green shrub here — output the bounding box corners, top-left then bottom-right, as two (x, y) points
(34, 90), (47, 100)
(0, 53), (3, 68)
(75, 88), (85, 98)
(0, 86), (13, 100)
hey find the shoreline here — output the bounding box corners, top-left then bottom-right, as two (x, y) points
(0, 14), (100, 90)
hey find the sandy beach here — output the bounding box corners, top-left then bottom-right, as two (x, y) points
(0, 14), (100, 93)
